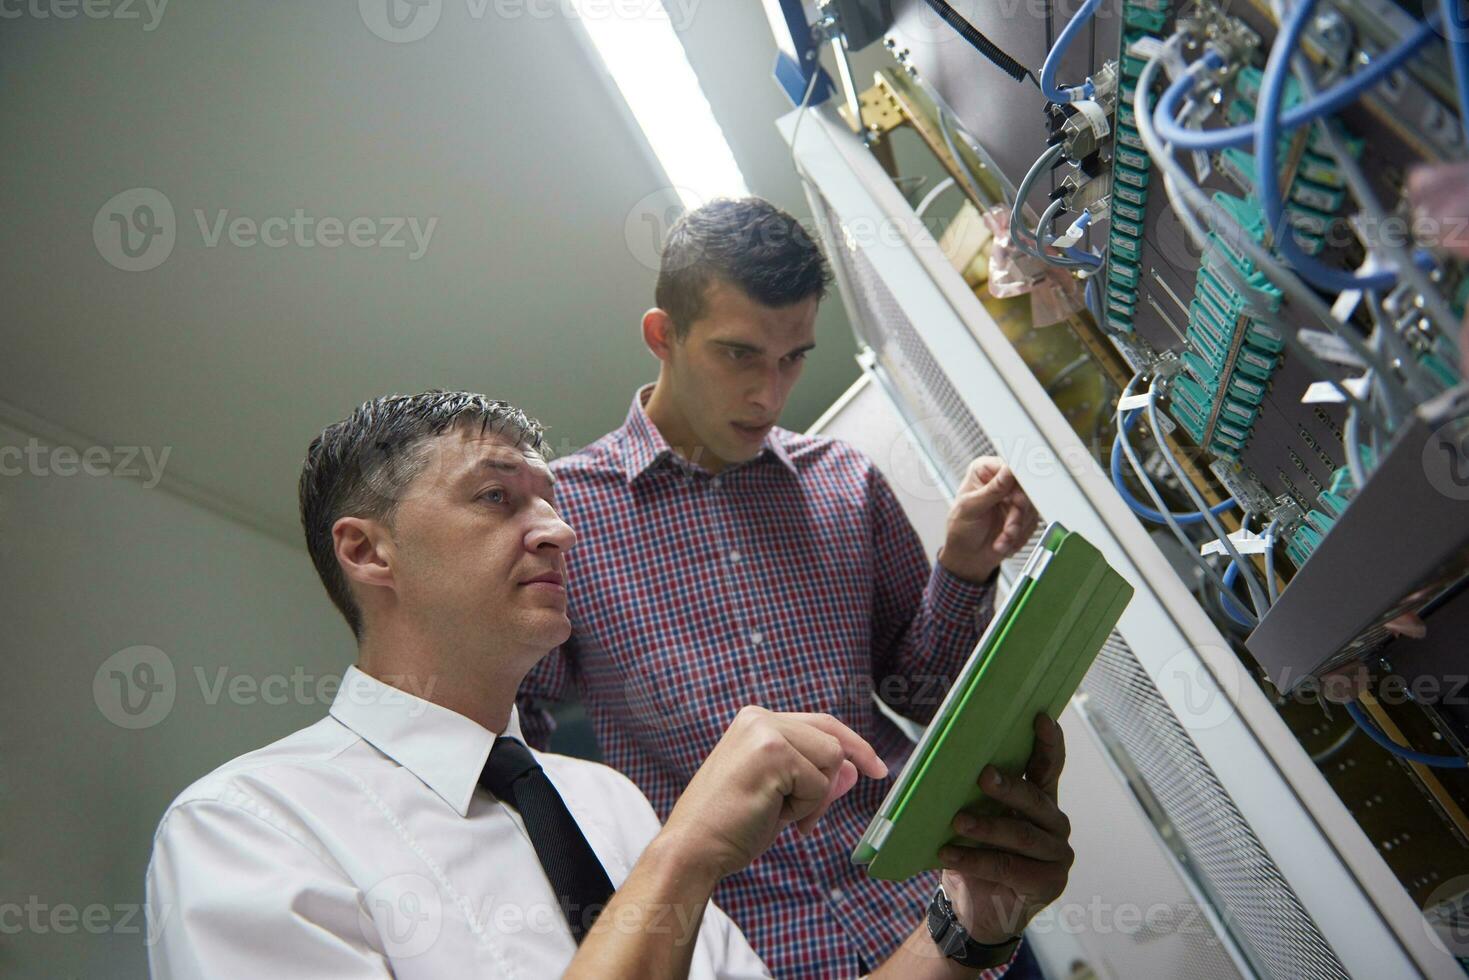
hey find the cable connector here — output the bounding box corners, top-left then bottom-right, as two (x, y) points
(1051, 210), (1092, 249)
(1061, 170), (1111, 215)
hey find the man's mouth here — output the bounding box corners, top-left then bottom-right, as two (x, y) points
(731, 421), (773, 440)
(520, 572), (564, 590)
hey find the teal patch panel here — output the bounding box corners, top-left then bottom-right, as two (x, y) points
(1113, 199), (1145, 223)
(1102, 0), (1173, 336)
(1164, 190), (1290, 459)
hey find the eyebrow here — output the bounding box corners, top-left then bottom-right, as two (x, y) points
(713, 339), (817, 358)
(464, 455), (556, 490)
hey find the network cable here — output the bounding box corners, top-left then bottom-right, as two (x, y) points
(1110, 410), (1237, 525)
(1084, 274), (1103, 322)
(1155, 49), (1442, 365)
(1152, 16), (1440, 152)
(1011, 144), (1097, 268)
(1040, 0), (1100, 104)
(787, 60), (825, 184)
(1255, 0), (1439, 294)
(1263, 516), (1281, 605)
(915, 176), (958, 218)
(1443, 0), (1469, 134)
(1044, 206), (1104, 267)
(1364, 293), (1444, 405)
(1310, 723), (1357, 763)
(1036, 198), (1101, 266)
(1133, 41), (1398, 432)
(1145, 388), (1272, 617)
(1345, 700), (1469, 768)
(1290, 68), (1464, 345)
(937, 106), (994, 208)
(1115, 373), (1257, 625)
(1218, 561), (1257, 629)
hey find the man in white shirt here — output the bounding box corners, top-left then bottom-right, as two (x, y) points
(145, 391), (1076, 978)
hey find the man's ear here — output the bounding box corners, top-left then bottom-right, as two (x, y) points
(642, 307), (678, 362)
(333, 515), (396, 595)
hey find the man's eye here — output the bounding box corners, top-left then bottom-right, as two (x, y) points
(727, 348), (752, 362)
(785, 351), (808, 364)
(480, 488), (508, 505)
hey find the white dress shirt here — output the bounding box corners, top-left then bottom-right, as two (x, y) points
(145, 665), (770, 979)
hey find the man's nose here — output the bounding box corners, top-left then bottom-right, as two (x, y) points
(527, 509), (577, 553)
(749, 365), (784, 415)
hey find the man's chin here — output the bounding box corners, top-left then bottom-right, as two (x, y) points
(526, 612), (573, 652)
(710, 443), (760, 468)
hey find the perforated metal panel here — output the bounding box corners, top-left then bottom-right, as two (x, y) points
(817, 211), (996, 487)
(1084, 638), (1348, 979)
(811, 187), (1350, 979)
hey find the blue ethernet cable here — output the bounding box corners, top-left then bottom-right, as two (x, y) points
(1110, 409), (1237, 525)
(1041, 0), (1100, 104)
(1217, 561), (1256, 629)
(1152, 15), (1440, 152)
(1443, 0), (1469, 134)
(1256, 0), (1437, 293)
(1345, 700), (1469, 768)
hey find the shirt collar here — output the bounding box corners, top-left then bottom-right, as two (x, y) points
(618, 383), (795, 485)
(329, 664), (526, 818)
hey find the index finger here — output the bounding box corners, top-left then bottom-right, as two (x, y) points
(965, 456), (1004, 482)
(777, 712), (888, 780)
(1025, 713), (1065, 801)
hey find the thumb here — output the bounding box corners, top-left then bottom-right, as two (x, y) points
(963, 467), (1017, 511)
(796, 759), (859, 835)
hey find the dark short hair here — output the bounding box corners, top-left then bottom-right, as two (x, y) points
(655, 197), (832, 337)
(298, 391), (547, 638)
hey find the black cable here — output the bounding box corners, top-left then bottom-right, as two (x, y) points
(919, 0), (1037, 86)
(1420, 575), (1469, 619)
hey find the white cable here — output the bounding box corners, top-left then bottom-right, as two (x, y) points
(1145, 388), (1271, 617)
(1116, 373), (1256, 625)
(787, 61), (824, 182)
(1345, 403), (1370, 491)
(1264, 516), (1281, 605)
(915, 176), (958, 218)
(1288, 38), (1462, 349)
(1132, 40), (1395, 433)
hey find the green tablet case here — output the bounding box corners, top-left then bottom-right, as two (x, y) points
(853, 524), (1133, 882)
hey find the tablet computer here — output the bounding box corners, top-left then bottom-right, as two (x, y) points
(852, 522), (1133, 881)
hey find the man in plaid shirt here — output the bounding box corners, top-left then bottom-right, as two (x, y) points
(518, 198), (1046, 977)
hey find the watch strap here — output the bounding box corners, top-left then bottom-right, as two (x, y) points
(926, 886), (1022, 970)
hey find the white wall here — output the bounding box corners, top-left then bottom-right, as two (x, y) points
(0, 420), (354, 979)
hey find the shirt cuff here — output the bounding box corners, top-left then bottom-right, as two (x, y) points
(928, 561), (997, 627)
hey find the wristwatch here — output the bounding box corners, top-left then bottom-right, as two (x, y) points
(926, 885), (1022, 970)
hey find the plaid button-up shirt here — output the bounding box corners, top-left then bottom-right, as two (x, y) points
(518, 385), (1002, 977)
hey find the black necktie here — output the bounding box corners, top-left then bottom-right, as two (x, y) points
(479, 735), (616, 943)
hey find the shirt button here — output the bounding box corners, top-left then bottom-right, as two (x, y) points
(710, 476), (722, 490)
(729, 550), (742, 564)
(829, 887), (845, 903)
(749, 629), (764, 645)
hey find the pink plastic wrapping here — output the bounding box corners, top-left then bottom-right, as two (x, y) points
(980, 205), (1086, 327)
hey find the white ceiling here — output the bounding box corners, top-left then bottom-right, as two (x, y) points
(1, 0), (860, 544)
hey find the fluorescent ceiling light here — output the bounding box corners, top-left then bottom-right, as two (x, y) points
(573, 2), (750, 208)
